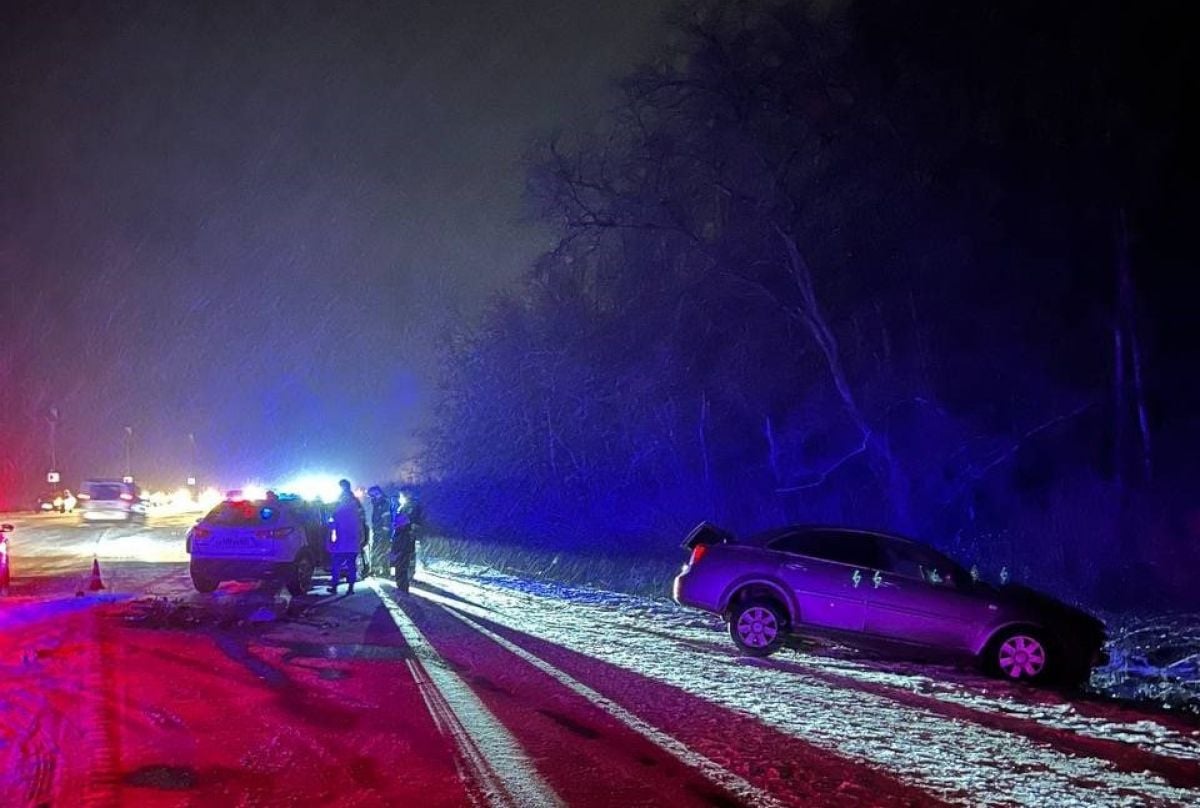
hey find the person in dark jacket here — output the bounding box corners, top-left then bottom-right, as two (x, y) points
(326, 479), (366, 595)
(390, 496), (416, 593)
(367, 485), (393, 576)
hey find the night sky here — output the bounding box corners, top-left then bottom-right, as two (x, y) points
(1, 0), (664, 488)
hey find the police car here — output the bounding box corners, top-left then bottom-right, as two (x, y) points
(186, 493), (328, 594)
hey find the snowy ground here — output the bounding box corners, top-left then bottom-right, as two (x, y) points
(422, 534), (1200, 717)
(1, 514), (1198, 806)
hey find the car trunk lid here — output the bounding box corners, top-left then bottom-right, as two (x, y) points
(682, 521), (736, 550)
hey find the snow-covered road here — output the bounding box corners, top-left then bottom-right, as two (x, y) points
(1, 516), (1198, 806)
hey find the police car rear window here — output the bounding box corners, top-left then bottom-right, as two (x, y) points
(204, 501), (282, 526)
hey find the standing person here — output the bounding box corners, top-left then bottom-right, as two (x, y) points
(326, 479), (366, 595)
(390, 498), (416, 593)
(366, 485), (393, 576)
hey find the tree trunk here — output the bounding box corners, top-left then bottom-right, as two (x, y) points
(775, 226), (911, 530)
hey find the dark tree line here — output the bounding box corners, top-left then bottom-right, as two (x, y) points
(424, 0), (1196, 606)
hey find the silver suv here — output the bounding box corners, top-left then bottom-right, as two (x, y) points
(673, 523), (1106, 684)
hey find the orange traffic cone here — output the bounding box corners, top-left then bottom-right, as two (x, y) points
(85, 556), (106, 592)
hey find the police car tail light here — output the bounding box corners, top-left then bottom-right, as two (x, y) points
(689, 544), (709, 566)
(192, 527), (212, 539)
(258, 527), (294, 539)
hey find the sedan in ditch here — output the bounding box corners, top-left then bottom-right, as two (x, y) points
(673, 523), (1107, 684)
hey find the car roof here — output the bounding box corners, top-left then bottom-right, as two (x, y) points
(746, 524), (919, 548)
(202, 499), (312, 523)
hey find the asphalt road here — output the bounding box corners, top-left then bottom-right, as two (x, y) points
(3, 510), (192, 592)
(1, 514), (1198, 806)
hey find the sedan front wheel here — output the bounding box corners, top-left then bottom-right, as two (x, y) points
(991, 630), (1051, 682)
(729, 599), (786, 657)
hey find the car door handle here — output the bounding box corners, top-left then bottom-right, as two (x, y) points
(784, 563), (807, 571)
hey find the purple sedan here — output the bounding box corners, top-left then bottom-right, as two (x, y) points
(673, 523), (1107, 684)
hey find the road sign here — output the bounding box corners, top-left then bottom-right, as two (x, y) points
(47, 471), (60, 484)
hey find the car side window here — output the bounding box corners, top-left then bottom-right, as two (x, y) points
(814, 531), (884, 569)
(880, 542), (925, 580)
(882, 542), (959, 588)
(767, 531), (817, 556)
(773, 530), (883, 569)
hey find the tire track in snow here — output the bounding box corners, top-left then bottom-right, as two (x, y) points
(404, 657), (497, 808)
(614, 618), (1200, 785)
(750, 655), (1200, 788)
(371, 581), (562, 808)
(81, 608), (121, 807)
(416, 583), (944, 807)
(427, 594), (790, 808)
(421, 568), (1200, 807)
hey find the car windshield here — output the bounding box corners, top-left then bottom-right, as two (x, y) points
(203, 500), (283, 526)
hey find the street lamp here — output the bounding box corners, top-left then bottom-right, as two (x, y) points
(187, 432), (197, 487)
(123, 426), (134, 482)
(46, 406), (60, 484)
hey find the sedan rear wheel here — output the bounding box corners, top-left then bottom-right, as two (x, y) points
(729, 600), (786, 657)
(994, 632), (1049, 682)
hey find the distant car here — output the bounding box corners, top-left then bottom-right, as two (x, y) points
(79, 479), (146, 523)
(37, 490), (67, 513)
(673, 523), (1107, 684)
(186, 495), (327, 594)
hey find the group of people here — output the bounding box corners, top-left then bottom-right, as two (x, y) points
(325, 478), (420, 596)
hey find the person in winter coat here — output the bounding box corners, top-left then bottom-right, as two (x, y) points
(390, 501), (416, 593)
(326, 479), (367, 595)
(367, 485), (393, 576)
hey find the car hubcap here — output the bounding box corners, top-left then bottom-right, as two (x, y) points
(737, 607), (778, 648)
(998, 635), (1046, 678)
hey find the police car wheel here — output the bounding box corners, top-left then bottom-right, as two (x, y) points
(191, 571), (219, 593)
(287, 552), (315, 596)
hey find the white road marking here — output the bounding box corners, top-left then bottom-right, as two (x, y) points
(425, 591), (790, 808)
(404, 658), (490, 808)
(371, 581), (562, 808)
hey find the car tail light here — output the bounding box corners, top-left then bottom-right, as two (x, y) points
(258, 527), (294, 539)
(119, 493), (134, 502)
(689, 544), (709, 566)
(191, 527), (211, 539)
